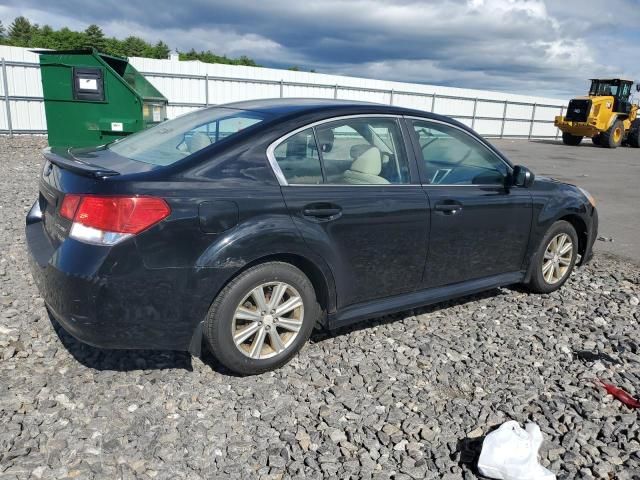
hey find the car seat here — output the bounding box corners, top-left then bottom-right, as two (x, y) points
(343, 146), (389, 184)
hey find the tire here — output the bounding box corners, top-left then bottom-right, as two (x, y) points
(601, 120), (624, 148)
(591, 135), (601, 146)
(627, 119), (640, 148)
(526, 220), (578, 294)
(562, 132), (583, 146)
(204, 262), (320, 375)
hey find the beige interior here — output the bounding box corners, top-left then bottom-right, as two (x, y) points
(343, 146), (389, 184)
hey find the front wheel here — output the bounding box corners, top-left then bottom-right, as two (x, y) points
(204, 262), (320, 375)
(602, 120), (624, 148)
(526, 221), (578, 294)
(562, 132), (583, 146)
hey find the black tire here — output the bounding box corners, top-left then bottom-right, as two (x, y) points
(627, 119), (640, 148)
(602, 119), (624, 148)
(562, 132), (583, 146)
(591, 135), (601, 146)
(204, 262), (320, 375)
(526, 220), (578, 294)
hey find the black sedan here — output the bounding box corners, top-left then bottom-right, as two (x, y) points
(26, 99), (598, 375)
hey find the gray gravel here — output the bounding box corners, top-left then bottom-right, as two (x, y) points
(1, 136), (639, 480)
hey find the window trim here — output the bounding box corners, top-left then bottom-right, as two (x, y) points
(266, 114), (414, 187)
(404, 116), (513, 187)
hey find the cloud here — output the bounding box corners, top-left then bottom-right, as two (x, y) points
(0, 0), (636, 98)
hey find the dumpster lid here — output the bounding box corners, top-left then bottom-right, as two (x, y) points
(34, 48), (166, 103)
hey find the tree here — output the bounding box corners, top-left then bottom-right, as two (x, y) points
(142, 40), (169, 59)
(8, 16), (33, 46)
(84, 24), (105, 50)
(0, 21), (5, 39)
(122, 36), (149, 57)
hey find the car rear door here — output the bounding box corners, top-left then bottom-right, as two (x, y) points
(269, 115), (430, 309)
(406, 117), (532, 288)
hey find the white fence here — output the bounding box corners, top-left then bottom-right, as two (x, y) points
(0, 45), (566, 138)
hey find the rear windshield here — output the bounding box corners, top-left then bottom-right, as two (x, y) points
(109, 107), (270, 165)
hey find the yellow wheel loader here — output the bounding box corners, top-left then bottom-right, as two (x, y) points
(554, 79), (640, 148)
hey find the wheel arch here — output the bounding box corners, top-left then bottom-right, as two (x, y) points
(558, 213), (588, 263)
(235, 253), (336, 321)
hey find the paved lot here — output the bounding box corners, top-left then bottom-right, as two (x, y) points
(492, 138), (640, 264)
(0, 136), (639, 480)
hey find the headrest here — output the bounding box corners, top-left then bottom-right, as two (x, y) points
(350, 146), (382, 175)
(315, 128), (335, 153)
(350, 144), (374, 160)
(187, 131), (211, 153)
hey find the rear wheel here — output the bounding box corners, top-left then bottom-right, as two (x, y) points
(526, 220), (578, 294)
(591, 135), (601, 146)
(562, 132), (583, 146)
(204, 262), (320, 375)
(627, 119), (640, 148)
(602, 120), (624, 148)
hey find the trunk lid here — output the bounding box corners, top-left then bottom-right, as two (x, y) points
(38, 146), (158, 246)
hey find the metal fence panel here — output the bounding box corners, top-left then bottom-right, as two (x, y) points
(0, 45), (567, 137)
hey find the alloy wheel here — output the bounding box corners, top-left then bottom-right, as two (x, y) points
(231, 282), (304, 359)
(541, 233), (573, 284)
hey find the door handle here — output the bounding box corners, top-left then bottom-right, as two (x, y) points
(302, 204), (342, 219)
(434, 201), (463, 215)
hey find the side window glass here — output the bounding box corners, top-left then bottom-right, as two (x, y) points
(273, 128), (323, 184)
(412, 120), (508, 185)
(315, 118), (410, 185)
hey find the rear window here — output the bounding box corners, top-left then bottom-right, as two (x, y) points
(109, 107), (269, 165)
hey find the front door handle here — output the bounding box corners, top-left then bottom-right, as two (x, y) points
(434, 201), (463, 215)
(302, 203), (342, 220)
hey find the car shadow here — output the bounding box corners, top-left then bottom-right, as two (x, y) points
(50, 287), (516, 375)
(48, 312), (198, 373)
(310, 287), (507, 344)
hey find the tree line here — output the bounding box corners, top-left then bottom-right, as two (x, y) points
(0, 16), (259, 66)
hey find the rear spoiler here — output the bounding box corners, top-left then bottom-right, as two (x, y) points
(43, 148), (120, 178)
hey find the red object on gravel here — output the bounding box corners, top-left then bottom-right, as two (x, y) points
(595, 379), (640, 409)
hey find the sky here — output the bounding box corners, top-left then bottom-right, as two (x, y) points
(1, 0), (638, 99)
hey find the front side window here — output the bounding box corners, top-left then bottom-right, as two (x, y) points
(412, 120), (508, 185)
(109, 107), (268, 165)
(314, 117), (410, 185)
(273, 128), (323, 184)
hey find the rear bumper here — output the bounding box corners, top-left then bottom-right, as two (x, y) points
(26, 201), (204, 352)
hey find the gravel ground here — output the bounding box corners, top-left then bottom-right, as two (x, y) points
(1, 136), (639, 480)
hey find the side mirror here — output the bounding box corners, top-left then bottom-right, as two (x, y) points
(512, 165), (535, 188)
(636, 83), (640, 92)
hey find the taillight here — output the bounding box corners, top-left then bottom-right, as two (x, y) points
(60, 195), (170, 245)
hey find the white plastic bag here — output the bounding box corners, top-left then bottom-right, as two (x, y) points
(477, 421), (556, 480)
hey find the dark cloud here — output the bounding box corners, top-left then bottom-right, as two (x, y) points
(1, 0), (636, 98)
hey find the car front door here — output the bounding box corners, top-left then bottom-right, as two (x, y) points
(407, 118), (532, 288)
(269, 116), (429, 308)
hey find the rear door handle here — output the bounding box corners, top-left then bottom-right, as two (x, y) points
(302, 204), (342, 219)
(434, 201), (463, 215)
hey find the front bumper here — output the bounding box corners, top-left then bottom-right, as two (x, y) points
(26, 201), (200, 352)
(554, 117), (600, 138)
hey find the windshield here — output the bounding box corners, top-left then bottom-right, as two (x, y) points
(589, 80), (631, 99)
(109, 107), (270, 165)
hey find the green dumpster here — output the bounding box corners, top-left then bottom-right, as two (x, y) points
(37, 48), (168, 148)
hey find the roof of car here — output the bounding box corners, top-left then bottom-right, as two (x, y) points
(216, 97), (430, 117)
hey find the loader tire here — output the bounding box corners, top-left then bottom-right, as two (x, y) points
(602, 120), (624, 148)
(627, 119), (640, 148)
(591, 135), (601, 146)
(562, 132), (583, 146)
